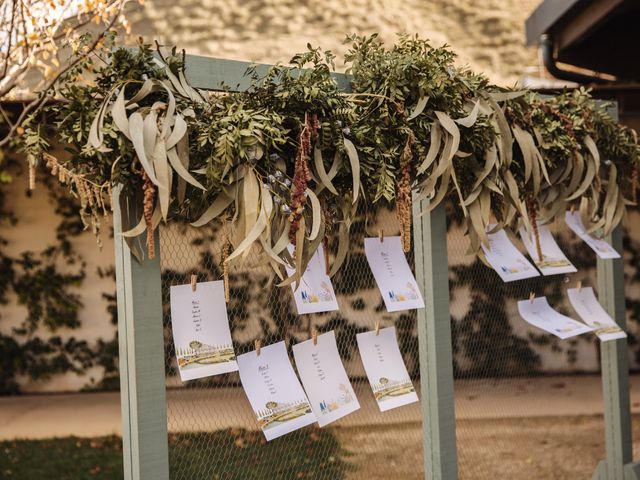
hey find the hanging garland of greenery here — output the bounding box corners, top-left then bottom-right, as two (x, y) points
(20, 34), (640, 279)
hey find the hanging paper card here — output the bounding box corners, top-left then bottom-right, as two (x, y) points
(292, 331), (360, 426)
(568, 287), (626, 341)
(517, 296), (592, 339)
(285, 244), (339, 315)
(565, 211), (620, 259)
(169, 280), (238, 381)
(481, 226), (540, 282)
(237, 341), (316, 441)
(356, 327), (419, 412)
(364, 236), (425, 312)
(518, 222), (577, 276)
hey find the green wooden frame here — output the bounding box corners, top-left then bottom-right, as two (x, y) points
(114, 186), (169, 480)
(593, 228), (640, 480)
(112, 54), (636, 480)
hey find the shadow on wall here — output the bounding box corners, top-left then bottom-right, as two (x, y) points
(2, 158), (640, 393)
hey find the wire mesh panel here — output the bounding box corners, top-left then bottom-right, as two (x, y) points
(159, 204), (423, 480)
(446, 206), (606, 480)
(158, 199), (610, 479)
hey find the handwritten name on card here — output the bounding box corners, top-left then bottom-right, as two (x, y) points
(357, 327), (419, 412)
(293, 331), (359, 427)
(237, 341), (316, 441)
(517, 296), (592, 340)
(364, 236), (425, 312)
(481, 226), (539, 282)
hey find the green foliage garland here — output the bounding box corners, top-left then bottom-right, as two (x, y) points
(21, 34), (640, 279)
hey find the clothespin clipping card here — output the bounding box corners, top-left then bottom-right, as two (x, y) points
(378, 229), (384, 242)
(529, 291), (536, 303)
(191, 274), (197, 292)
(375, 320), (380, 336)
(255, 339), (262, 356)
(312, 328), (318, 346)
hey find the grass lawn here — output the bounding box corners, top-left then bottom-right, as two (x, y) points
(0, 429), (348, 479)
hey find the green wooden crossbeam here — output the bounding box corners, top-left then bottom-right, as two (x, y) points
(182, 54), (352, 93)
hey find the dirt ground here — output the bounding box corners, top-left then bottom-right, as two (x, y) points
(334, 415), (640, 480)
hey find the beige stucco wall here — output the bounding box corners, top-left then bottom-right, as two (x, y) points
(2, 159), (116, 392)
(125, 0), (541, 87)
(6, 0), (640, 392)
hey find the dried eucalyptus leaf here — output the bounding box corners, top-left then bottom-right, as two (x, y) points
(127, 78), (155, 104)
(407, 96), (429, 121)
(306, 188), (322, 241)
(165, 114), (187, 150)
(343, 137), (360, 204)
(566, 153), (595, 201)
(167, 147), (205, 190)
(111, 88), (131, 140)
(226, 197), (268, 263)
(418, 121), (442, 175)
(190, 185), (237, 227)
(314, 146), (338, 195)
(455, 99), (480, 128)
(129, 112), (160, 186)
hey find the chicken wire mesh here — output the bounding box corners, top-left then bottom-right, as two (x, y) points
(159, 203), (423, 480)
(446, 205), (606, 479)
(158, 201), (608, 479)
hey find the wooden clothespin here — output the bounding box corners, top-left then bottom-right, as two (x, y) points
(255, 339), (262, 356)
(312, 328), (318, 346)
(191, 274), (197, 292)
(222, 241), (230, 303)
(570, 204), (576, 214)
(375, 320), (380, 336)
(378, 229), (384, 242)
(323, 240), (330, 276)
(577, 280), (583, 292)
(529, 291), (536, 303)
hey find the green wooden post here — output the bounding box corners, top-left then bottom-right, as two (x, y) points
(593, 226), (640, 480)
(113, 186), (170, 480)
(413, 198), (458, 480)
(591, 104), (640, 480)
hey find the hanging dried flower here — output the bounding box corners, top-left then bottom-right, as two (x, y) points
(222, 241), (230, 303)
(396, 132), (414, 252)
(289, 113), (313, 244)
(28, 162), (36, 190)
(142, 173), (156, 259)
(526, 196), (543, 262)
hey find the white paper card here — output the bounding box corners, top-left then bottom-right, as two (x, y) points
(517, 296), (593, 339)
(364, 236), (425, 312)
(565, 211), (620, 259)
(518, 222), (577, 276)
(481, 226), (540, 282)
(292, 331), (360, 426)
(169, 280), (238, 381)
(356, 327), (419, 412)
(237, 341), (316, 441)
(285, 244), (339, 315)
(568, 287), (626, 341)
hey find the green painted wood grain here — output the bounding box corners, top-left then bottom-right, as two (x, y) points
(413, 198), (458, 480)
(114, 187), (170, 480)
(595, 226), (632, 480)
